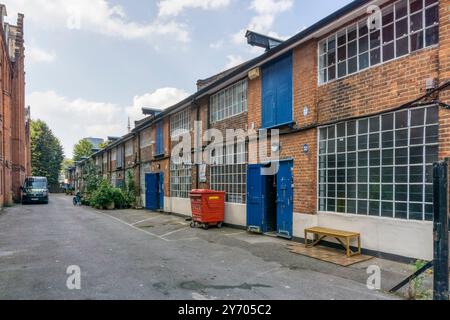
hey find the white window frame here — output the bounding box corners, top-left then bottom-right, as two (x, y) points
(170, 108), (191, 138)
(170, 163), (192, 199)
(317, 105), (439, 221)
(210, 143), (248, 204)
(318, 0), (439, 85)
(210, 80), (248, 124)
(125, 140), (133, 157)
(140, 128), (152, 149)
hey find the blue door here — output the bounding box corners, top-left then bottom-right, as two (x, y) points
(158, 172), (164, 211)
(262, 53), (293, 129)
(276, 161), (293, 239)
(145, 173), (159, 210)
(247, 164), (276, 234)
(247, 165), (265, 233)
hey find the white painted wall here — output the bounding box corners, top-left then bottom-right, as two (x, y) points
(164, 196), (171, 213)
(224, 203), (246, 227)
(293, 212), (433, 260)
(170, 197), (192, 216)
(165, 197), (246, 225)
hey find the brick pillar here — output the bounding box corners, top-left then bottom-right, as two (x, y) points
(439, 0), (450, 160)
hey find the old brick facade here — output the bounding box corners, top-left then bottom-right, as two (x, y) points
(73, 0), (449, 259)
(0, 6), (30, 207)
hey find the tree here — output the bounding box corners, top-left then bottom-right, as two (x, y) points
(30, 120), (65, 189)
(61, 158), (74, 179)
(73, 139), (94, 162)
(99, 141), (110, 149)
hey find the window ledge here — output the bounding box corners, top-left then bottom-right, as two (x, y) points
(317, 211), (433, 224)
(260, 121), (295, 130)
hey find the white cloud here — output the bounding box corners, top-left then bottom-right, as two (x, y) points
(232, 0), (293, 44)
(27, 87), (189, 158)
(27, 46), (56, 63)
(223, 55), (245, 70)
(250, 0), (294, 14)
(27, 91), (126, 158)
(158, 0), (231, 17)
(209, 40), (224, 49)
(3, 0), (190, 42)
(127, 87), (190, 123)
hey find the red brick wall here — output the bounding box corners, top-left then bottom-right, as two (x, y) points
(438, 1), (450, 159)
(248, 77), (262, 129)
(11, 14), (27, 202)
(316, 48), (439, 124)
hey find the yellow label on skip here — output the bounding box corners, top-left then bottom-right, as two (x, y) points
(209, 196), (220, 200)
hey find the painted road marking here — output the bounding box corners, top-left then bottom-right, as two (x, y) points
(160, 228), (189, 238)
(131, 216), (163, 226)
(97, 211), (199, 243)
(223, 231), (247, 237)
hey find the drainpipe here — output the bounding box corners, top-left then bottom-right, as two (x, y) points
(192, 98), (201, 190)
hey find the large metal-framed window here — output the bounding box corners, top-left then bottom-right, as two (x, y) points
(210, 143), (247, 204)
(318, 0), (439, 84)
(170, 108), (191, 137)
(170, 163), (192, 198)
(210, 80), (248, 124)
(318, 105), (439, 221)
(140, 128), (152, 149)
(125, 140), (133, 157)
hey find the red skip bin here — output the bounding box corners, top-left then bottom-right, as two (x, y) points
(189, 189), (225, 230)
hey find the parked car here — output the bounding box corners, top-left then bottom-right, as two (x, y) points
(21, 177), (49, 204)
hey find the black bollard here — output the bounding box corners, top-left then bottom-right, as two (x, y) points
(433, 161), (449, 300)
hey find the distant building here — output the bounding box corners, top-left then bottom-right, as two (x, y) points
(84, 137), (104, 153)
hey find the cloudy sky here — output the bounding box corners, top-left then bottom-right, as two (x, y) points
(3, 0), (352, 158)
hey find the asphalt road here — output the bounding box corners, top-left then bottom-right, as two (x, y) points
(0, 194), (398, 300)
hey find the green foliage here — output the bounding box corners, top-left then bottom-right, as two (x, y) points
(408, 260), (433, 300)
(99, 141), (110, 149)
(82, 160), (101, 194)
(61, 158), (74, 179)
(30, 120), (65, 189)
(123, 170), (137, 208)
(111, 188), (128, 209)
(73, 139), (94, 162)
(90, 180), (114, 209)
(89, 180), (130, 210)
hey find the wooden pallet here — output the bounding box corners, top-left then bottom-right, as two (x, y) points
(287, 243), (373, 267)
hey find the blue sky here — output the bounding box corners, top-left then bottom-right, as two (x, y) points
(4, 0), (352, 157)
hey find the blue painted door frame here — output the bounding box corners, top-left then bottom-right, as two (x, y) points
(246, 161), (293, 238)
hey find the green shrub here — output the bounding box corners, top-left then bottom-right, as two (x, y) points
(123, 170), (137, 208)
(90, 180), (115, 209)
(89, 180), (131, 210)
(111, 188), (128, 209)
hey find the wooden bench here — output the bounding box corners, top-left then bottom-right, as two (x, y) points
(305, 227), (361, 257)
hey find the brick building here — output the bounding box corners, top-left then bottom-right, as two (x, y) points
(73, 0), (449, 260)
(0, 4), (30, 207)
